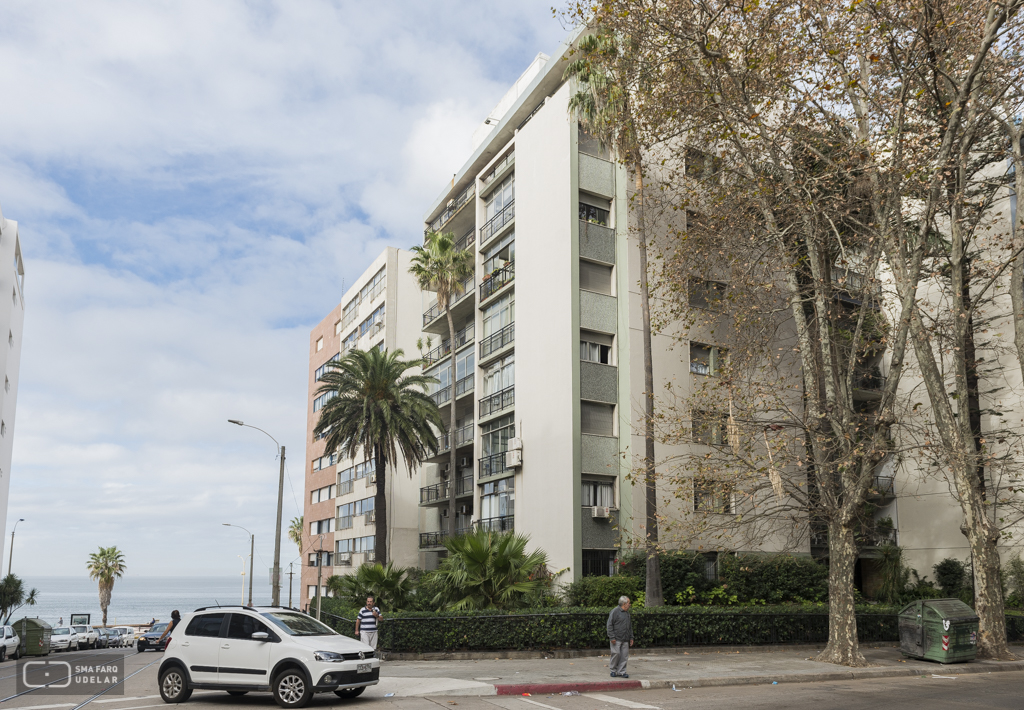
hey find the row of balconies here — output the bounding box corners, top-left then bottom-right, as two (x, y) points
(418, 516), (513, 549)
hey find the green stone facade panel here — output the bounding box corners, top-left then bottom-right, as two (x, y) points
(580, 291), (617, 334)
(578, 153), (615, 199)
(579, 221), (616, 265)
(581, 510), (619, 549)
(580, 361), (617, 403)
(581, 434), (619, 475)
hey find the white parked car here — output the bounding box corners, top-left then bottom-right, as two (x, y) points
(50, 627), (79, 652)
(158, 607), (379, 708)
(73, 625), (99, 649)
(113, 626), (136, 647)
(1, 625), (20, 660)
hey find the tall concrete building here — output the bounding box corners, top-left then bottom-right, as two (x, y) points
(0, 205), (25, 559)
(301, 247), (425, 608)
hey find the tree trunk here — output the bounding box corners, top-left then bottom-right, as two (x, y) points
(374, 445), (388, 566)
(445, 307), (459, 539)
(967, 514), (1013, 658)
(635, 168), (663, 607)
(1007, 125), (1024, 401)
(814, 521), (866, 666)
(99, 581), (112, 626)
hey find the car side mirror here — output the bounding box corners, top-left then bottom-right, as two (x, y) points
(251, 632), (269, 641)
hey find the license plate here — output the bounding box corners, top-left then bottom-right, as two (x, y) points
(357, 663), (371, 674)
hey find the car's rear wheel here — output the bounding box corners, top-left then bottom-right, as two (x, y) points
(227, 691), (248, 697)
(272, 669), (312, 708)
(334, 687), (365, 699)
(159, 668), (192, 703)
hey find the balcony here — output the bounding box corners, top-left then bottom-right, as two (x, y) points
(867, 474), (895, 500)
(335, 553), (352, 567)
(337, 515), (353, 530)
(419, 526), (473, 549)
(853, 368), (885, 394)
(430, 376), (474, 407)
(420, 476), (473, 504)
(364, 510), (375, 525)
(480, 323), (514, 360)
(482, 149), (514, 186)
(479, 386), (514, 419)
(423, 275), (475, 328)
(437, 421), (475, 455)
(477, 515), (514, 533)
(479, 452), (512, 480)
(338, 480), (354, 496)
(423, 323), (475, 367)
(480, 200), (515, 243)
(480, 261), (515, 301)
(426, 182), (476, 235)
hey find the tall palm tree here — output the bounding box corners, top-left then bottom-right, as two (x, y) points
(86, 546), (126, 626)
(314, 348), (442, 564)
(0, 574), (38, 625)
(288, 516), (304, 559)
(409, 232), (475, 537)
(565, 32), (664, 606)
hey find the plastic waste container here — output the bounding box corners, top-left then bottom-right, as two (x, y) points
(898, 599), (979, 663)
(12, 617), (52, 657)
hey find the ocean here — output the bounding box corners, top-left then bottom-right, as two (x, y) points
(14, 576), (292, 626)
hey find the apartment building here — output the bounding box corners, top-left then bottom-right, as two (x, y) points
(0, 204), (24, 551)
(301, 247), (425, 608)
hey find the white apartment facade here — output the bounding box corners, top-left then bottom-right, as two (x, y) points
(0, 205), (24, 561)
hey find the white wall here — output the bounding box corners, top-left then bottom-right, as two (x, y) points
(0, 208), (24, 568)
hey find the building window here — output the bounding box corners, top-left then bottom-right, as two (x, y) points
(481, 477), (514, 519)
(581, 402), (615, 436)
(694, 480), (733, 514)
(334, 320), (342, 335)
(689, 279), (727, 310)
(484, 175), (514, 224)
(482, 292), (514, 336)
(316, 337), (324, 352)
(580, 261), (613, 295)
(335, 535), (374, 554)
(310, 484), (337, 504)
(312, 452), (338, 473)
(359, 304), (385, 337)
(359, 266), (387, 304)
(689, 342), (727, 376)
(482, 415), (515, 458)
(342, 329), (358, 352)
(482, 354), (514, 396)
(581, 330), (613, 365)
(582, 480), (614, 507)
(309, 518), (334, 535)
(691, 410), (727, 446)
(483, 232), (515, 275)
(313, 391), (336, 413)
(308, 552), (333, 567)
(582, 550), (617, 577)
(579, 202), (609, 226)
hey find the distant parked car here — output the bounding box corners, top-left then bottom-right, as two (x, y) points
(0, 625), (20, 661)
(97, 628), (117, 648)
(138, 623), (169, 652)
(113, 626), (135, 647)
(50, 627), (79, 652)
(72, 625), (99, 649)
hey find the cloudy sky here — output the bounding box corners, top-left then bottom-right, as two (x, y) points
(0, 1), (568, 579)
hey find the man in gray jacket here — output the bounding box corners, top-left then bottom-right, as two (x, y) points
(606, 596), (634, 677)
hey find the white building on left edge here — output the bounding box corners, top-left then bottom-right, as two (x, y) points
(0, 203), (25, 557)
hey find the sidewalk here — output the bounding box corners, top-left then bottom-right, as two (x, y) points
(364, 645), (1024, 698)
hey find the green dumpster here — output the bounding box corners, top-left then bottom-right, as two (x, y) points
(898, 599), (979, 663)
(12, 618), (52, 657)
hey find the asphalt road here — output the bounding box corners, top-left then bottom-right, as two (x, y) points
(1, 648), (1021, 710)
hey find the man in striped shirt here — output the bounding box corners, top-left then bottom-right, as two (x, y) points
(355, 596), (381, 650)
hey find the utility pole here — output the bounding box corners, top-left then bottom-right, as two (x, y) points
(273, 445), (286, 606)
(7, 519), (24, 575)
(288, 563), (294, 608)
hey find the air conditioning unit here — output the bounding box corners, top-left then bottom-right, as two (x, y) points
(591, 506), (611, 519)
(371, 321), (384, 335)
(508, 437), (523, 451)
(506, 449), (523, 468)
(336, 553), (352, 567)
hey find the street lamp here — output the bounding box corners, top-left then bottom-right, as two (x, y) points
(237, 555), (246, 606)
(223, 523), (255, 606)
(228, 419), (286, 606)
(8, 518), (24, 575)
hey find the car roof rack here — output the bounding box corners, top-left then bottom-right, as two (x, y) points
(192, 605), (259, 612)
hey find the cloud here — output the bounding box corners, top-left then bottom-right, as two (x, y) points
(0, 0), (566, 578)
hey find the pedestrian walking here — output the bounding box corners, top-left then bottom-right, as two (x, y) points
(58, 617), (63, 626)
(355, 596), (381, 650)
(157, 610), (181, 645)
(607, 596), (634, 678)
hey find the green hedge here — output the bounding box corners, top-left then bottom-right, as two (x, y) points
(317, 606), (899, 653)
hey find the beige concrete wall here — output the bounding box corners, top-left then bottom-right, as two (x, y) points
(0, 213), (24, 550)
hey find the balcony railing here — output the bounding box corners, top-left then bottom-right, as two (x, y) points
(477, 515), (514, 533)
(482, 149), (515, 186)
(862, 528), (897, 547)
(426, 183), (476, 235)
(423, 275), (475, 326)
(480, 323), (514, 360)
(430, 376), (472, 407)
(420, 477), (473, 504)
(480, 200), (515, 243)
(337, 515), (353, 530)
(479, 386), (514, 418)
(423, 323), (475, 367)
(338, 480), (354, 496)
(335, 553), (352, 567)
(437, 422), (475, 455)
(480, 261), (515, 301)
(454, 229), (476, 253)
(479, 452), (511, 480)
(853, 369), (886, 392)
(419, 526), (474, 549)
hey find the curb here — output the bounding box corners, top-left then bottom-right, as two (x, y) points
(436, 660), (1024, 697)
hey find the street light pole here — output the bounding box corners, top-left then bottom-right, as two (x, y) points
(223, 523), (255, 606)
(8, 518), (24, 576)
(228, 420), (285, 606)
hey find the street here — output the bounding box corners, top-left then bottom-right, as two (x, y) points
(0, 648), (1022, 710)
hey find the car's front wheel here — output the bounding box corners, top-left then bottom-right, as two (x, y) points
(159, 668), (192, 704)
(272, 669), (312, 709)
(334, 687), (365, 699)
(138, 643), (147, 652)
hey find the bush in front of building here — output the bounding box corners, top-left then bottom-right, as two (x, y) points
(563, 575), (643, 607)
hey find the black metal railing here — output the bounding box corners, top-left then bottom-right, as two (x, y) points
(420, 477), (473, 504)
(868, 475), (895, 498)
(482, 149), (515, 185)
(479, 386), (514, 418)
(480, 322), (514, 359)
(479, 452), (512, 480)
(436, 422), (475, 455)
(480, 261), (515, 301)
(423, 275), (475, 327)
(430, 376), (473, 407)
(477, 515), (514, 532)
(853, 369), (886, 392)
(419, 526), (474, 549)
(480, 200), (515, 242)
(426, 183), (476, 235)
(430, 385), (451, 407)
(455, 375), (474, 398)
(454, 229), (475, 253)
(423, 324), (475, 367)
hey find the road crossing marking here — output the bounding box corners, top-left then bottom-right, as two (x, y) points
(584, 693), (659, 709)
(520, 699), (565, 710)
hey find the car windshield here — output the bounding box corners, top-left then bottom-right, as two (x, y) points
(262, 612), (337, 637)
(53, 628), (69, 634)
(149, 623), (168, 634)
(73, 626), (87, 632)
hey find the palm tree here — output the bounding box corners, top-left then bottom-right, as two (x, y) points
(428, 530), (549, 610)
(409, 231), (475, 538)
(87, 546), (126, 625)
(565, 32), (664, 606)
(327, 562), (414, 610)
(314, 348), (442, 564)
(288, 516), (304, 558)
(0, 574), (38, 625)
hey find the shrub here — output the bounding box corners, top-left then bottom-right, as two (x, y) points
(933, 558), (972, 603)
(563, 575), (642, 607)
(717, 554), (828, 604)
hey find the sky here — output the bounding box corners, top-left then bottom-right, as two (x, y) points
(0, 0), (570, 580)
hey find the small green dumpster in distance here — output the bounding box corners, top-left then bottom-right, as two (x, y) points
(12, 618), (52, 657)
(898, 599), (979, 663)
